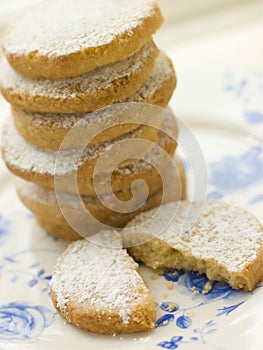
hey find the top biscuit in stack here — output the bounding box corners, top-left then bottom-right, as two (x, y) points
(0, 0), (183, 240)
(0, 0), (174, 156)
(1, 0), (163, 80)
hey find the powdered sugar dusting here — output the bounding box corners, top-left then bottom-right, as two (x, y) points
(2, 0), (157, 57)
(0, 41), (155, 98)
(16, 178), (72, 206)
(15, 103), (138, 129)
(125, 201), (263, 272)
(116, 117), (175, 175)
(14, 52), (173, 129)
(15, 177), (136, 209)
(2, 119), (146, 176)
(127, 52), (173, 102)
(50, 232), (150, 324)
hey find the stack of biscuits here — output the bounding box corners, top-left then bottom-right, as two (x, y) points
(1, 0), (262, 338)
(0, 0), (185, 240)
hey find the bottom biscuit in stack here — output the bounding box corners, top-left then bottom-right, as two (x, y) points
(15, 156), (186, 240)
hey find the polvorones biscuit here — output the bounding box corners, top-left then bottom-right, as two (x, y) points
(50, 232), (156, 334)
(50, 201), (262, 335)
(11, 52), (176, 149)
(15, 156), (186, 240)
(2, 0), (163, 79)
(0, 41), (158, 113)
(2, 118), (178, 195)
(125, 201), (263, 291)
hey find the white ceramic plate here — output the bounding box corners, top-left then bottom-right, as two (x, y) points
(0, 68), (262, 350)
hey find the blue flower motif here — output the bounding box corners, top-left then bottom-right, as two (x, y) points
(205, 281), (236, 300)
(244, 111), (263, 124)
(156, 314), (174, 328)
(27, 269), (51, 288)
(216, 301), (244, 316)
(0, 301), (55, 343)
(160, 302), (179, 313)
(224, 78), (247, 96)
(183, 272), (212, 293)
(158, 336), (183, 349)
(178, 271), (234, 303)
(163, 269), (184, 282)
(0, 215), (11, 245)
(176, 315), (192, 329)
(28, 279), (38, 288)
(209, 146), (263, 192)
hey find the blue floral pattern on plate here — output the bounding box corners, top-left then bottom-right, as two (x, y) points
(209, 146), (263, 193)
(224, 72), (263, 126)
(156, 268), (259, 349)
(0, 70), (262, 349)
(158, 336), (183, 349)
(0, 301), (55, 343)
(244, 111), (263, 124)
(0, 215), (66, 344)
(0, 215), (11, 245)
(157, 319), (227, 349)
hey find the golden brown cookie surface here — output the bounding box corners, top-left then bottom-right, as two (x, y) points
(11, 52), (176, 149)
(50, 233), (156, 334)
(0, 41), (158, 113)
(2, 117), (178, 195)
(2, 0), (163, 79)
(125, 201), (263, 291)
(15, 156), (186, 240)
